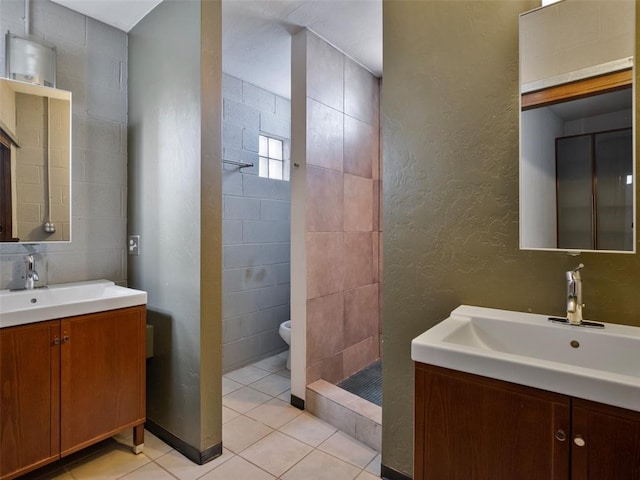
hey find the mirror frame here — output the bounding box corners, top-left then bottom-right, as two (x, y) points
(518, 1), (636, 254)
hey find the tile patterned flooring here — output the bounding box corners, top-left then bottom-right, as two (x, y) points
(21, 351), (381, 480)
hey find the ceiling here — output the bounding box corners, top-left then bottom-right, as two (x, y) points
(51, 0), (382, 99)
(549, 88), (632, 121)
(51, 0), (162, 32)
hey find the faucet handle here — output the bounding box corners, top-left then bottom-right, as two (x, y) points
(572, 263), (584, 272)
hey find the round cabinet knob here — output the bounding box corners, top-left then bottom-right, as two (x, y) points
(555, 429), (567, 442)
(574, 435), (586, 447)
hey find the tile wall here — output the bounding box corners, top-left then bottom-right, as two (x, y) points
(222, 74), (291, 372)
(0, 0), (128, 289)
(303, 32), (381, 385)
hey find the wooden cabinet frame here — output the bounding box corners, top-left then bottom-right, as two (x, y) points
(415, 363), (640, 480)
(0, 306), (146, 480)
(521, 69), (632, 111)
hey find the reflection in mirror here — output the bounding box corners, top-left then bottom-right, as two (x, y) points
(0, 78), (71, 243)
(519, 0), (635, 253)
(521, 84), (633, 251)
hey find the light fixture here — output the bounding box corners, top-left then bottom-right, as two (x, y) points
(5, 32), (57, 87)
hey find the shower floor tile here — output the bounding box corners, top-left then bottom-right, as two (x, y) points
(337, 360), (382, 406)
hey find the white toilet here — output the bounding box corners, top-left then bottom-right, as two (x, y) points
(279, 320), (291, 370)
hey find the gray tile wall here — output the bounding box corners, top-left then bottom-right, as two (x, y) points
(222, 73), (290, 372)
(0, 0), (127, 289)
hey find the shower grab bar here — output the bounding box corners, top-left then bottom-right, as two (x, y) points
(223, 159), (254, 168)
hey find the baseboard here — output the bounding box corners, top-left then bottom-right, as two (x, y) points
(145, 420), (222, 465)
(291, 393), (305, 410)
(381, 463), (413, 480)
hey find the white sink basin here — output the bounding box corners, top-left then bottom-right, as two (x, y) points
(412, 305), (640, 412)
(0, 280), (147, 328)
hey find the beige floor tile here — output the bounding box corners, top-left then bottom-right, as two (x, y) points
(365, 453), (381, 476)
(223, 415), (273, 453)
(246, 397), (303, 429)
(120, 462), (176, 479)
(275, 367), (291, 379)
(154, 449), (231, 480)
(280, 450), (360, 480)
(318, 431), (377, 468)
(200, 455), (275, 480)
(223, 376), (244, 395)
(225, 365), (271, 385)
(223, 405), (242, 424)
(355, 471), (379, 480)
(239, 431), (312, 477)
(223, 386), (272, 413)
(279, 412), (337, 447)
(249, 373), (291, 396)
(113, 429), (173, 460)
(252, 354), (287, 372)
(68, 445), (151, 480)
(19, 466), (73, 480)
(277, 389), (292, 403)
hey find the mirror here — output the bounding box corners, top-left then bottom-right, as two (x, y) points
(0, 78), (71, 243)
(519, 0), (635, 253)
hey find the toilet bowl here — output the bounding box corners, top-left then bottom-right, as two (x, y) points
(279, 320), (291, 370)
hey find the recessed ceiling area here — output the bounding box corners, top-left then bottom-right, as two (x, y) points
(51, 0), (382, 99)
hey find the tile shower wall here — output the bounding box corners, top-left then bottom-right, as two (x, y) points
(303, 31), (381, 385)
(222, 74), (290, 372)
(0, 0), (127, 289)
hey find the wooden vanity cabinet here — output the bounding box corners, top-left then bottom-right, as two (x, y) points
(0, 306), (146, 480)
(60, 307), (146, 455)
(415, 363), (640, 480)
(415, 363), (570, 480)
(571, 398), (640, 480)
(0, 321), (60, 480)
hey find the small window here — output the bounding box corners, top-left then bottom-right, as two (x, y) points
(259, 134), (289, 181)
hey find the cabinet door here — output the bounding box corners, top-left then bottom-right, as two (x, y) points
(60, 306), (145, 456)
(0, 321), (60, 480)
(571, 398), (640, 480)
(415, 363), (570, 480)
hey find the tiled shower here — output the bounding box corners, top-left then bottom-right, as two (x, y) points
(222, 29), (381, 393)
(299, 31), (382, 386)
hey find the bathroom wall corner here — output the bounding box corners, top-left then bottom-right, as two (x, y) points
(290, 29), (309, 401)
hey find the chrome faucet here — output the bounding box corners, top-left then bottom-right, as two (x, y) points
(25, 254), (40, 290)
(566, 263), (584, 325)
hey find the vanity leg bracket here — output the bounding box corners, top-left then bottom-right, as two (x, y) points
(133, 424), (145, 454)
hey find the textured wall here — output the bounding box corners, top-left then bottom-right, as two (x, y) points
(301, 30), (381, 385)
(0, 0), (128, 289)
(128, 0), (222, 453)
(222, 73), (290, 373)
(382, 0), (640, 476)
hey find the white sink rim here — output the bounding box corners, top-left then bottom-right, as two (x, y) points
(411, 305), (640, 412)
(0, 280), (147, 328)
